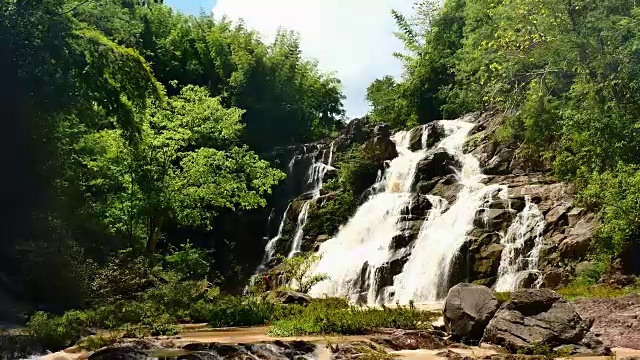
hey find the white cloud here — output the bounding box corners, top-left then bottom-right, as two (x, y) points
(211, 0), (415, 118)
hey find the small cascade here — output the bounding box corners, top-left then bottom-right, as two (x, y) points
(287, 159), (333, 257)
(327, 141), (336, 167)
(307, 129), (435, 304)
(392, 121), (507, 303)
(258, 203), (292, 271)
(494, 195), (545, 292)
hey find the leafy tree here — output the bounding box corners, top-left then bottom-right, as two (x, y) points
(276, 252), (329, 293)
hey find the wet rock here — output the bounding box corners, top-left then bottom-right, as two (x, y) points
(468, 232), (504, 282)
(415, 150), (460, 183)
(483, 289), (609, 355)
(182, 341), (316, 360)
(390, 232), (414, 251)
(473, 208), (514, 232)
(401, 194), (434, 217)
(370, 329), (449, 350)
(89, 345), (150, 360)
(329, 341), (390, 360)
(266, 289), (312, 305)
(373, 256), (409, 296)
(435, 349), (476, 360)
(0, 333), (44, 360)
(408, 122), (447, 151)
(429, 175), (464, 203)
(444, 283), (500, 342)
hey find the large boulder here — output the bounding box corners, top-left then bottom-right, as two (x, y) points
(265, 289), (312, 305)
(408, 122), (447, 151)
(370, 123), (399, 162)
(414, 150), (460, 184)
(443, 283), (500, 342)
(483, 289), (610, 355)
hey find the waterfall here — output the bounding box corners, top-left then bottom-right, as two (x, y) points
(257, 145), (332, 269)
(259, 203), (292, 268)
(327, 141), (336, 167)
(392, 120), (506, 303)
(307, 128), (435, 304)
(288, 159), (333, 257)
(494, 195), (545, 292)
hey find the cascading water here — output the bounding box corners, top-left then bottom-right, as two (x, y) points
(256, 146), (332, 270)
(392, 121), (507, 303)
(307, 128), (434, 304)
(494, 195), (545, 292)
(259, 203), (292, 269)
(327, 140), (336, 167)
(288, 159), (333, 257)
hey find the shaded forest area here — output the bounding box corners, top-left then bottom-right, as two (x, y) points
(0, 0), (345, 314)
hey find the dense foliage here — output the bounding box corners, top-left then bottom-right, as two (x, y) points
(0, 0), (344, 313)
(369, 0), (640, 265)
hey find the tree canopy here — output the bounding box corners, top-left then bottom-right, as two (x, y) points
(0, 0), (344, 310)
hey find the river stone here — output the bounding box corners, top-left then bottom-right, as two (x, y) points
(370, 329), (449, 350)
(483, 289), (609, 355)
(443, 283), (500, 342)
(181, 340), (317, 360)
(89, 346), (149, 360)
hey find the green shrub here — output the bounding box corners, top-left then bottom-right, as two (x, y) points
(578, 164), (640, 259)
(268, 305), (437, 336)
(76, 334), (118, 351)
(164, 242), (211, 280)
(207, 296), (280, 327)
(275, 252), (329, 293)
(90, 249), (161, 304)
(495, 292), (511, 304)
(27, 310), (92, 351)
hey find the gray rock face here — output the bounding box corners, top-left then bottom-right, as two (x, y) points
(483, 289), (609, 355)
(443, 283), (500, 342)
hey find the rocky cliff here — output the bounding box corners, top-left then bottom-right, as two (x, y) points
(257, 111), (606, 302)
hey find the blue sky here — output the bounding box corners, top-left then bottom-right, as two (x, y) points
(165, 0), (215, 15)
(165, 0), (414, 119)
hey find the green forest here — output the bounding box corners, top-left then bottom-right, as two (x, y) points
(2, 0), (640, 354)
(0, 0), (345, 313)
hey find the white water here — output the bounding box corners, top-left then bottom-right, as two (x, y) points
(392, 121), (507, 303)
(288, 155), (333, 257)
(259, 203), (292, 269)
(288, 201), (312, 257)
(307, 125), (442, 303)
(327, 141), (335, 167)
(494, 195), (545, 292)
